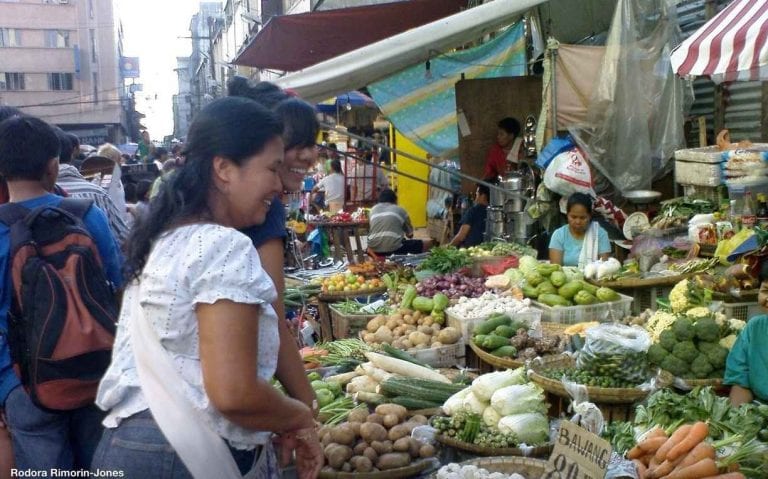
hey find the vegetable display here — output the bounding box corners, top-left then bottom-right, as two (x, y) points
(415, 272), (487, 300)
(461, 241), (537, 258)
(515, 258), (622, 306)
(315, 273), (385, 294)
(575, 324), (652, 384)
(471, 314), (565, 361)
(360, 308), (461, 352)
(446, 293), (534, 321)
(318, 403), (436, 474)
(417, 246), (471, 273)
(436, 463), (529, 479)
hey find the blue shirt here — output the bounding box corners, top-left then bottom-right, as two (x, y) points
(240, 197), (287, 249)
(549, 223), (611, 267)
(724, 314), (768, 402)
(459, 204), (487, 247)
(0, 194), (124, 405)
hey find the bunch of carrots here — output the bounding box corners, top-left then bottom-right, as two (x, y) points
(627, 421), (745, 479)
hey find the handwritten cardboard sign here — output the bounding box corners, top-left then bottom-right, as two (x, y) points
(545, 421), (613, 479)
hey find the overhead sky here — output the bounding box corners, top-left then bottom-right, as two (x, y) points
(117, 0), (203, 140)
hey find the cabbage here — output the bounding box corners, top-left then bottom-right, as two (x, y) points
(503, 268), (525, 286)
(442, 387), (471, 416)
(471, 368), (526, 402)
(482, 405), (502, 428)
(490, 383), (546, 416)
(518, 256), (538, 275)
(497, 413), (550, 445)
(562, 266), (583, 282)
(461, 391), (488, 415)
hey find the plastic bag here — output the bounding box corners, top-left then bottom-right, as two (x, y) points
(536, 135), (575, 169)
(576, 324), (652, 384)
(543, 146), (596, 197)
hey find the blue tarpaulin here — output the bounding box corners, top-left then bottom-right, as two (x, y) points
(367, 23), (526, 157)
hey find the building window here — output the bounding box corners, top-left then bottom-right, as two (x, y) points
(88, 0), (94, 18)
(89, 29), (96, 62)
(48, 72), (73, 90)
(0, 73), (25, 91)
(0, 28), (21, 47)
(44, 30), (70, 48)
(92, 72), (98, 102)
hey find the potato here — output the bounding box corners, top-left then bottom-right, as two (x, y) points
(326, 444), (353, 469)
(392, 437), (411, 452)
(359, 422), (388, 443)
(373, 326), (393, 344)
(366, 316), (385, 333)
(347, 408), (369, 424)
(353, 441), (369, 455)
(391, 313), (404, 321)
(404, 314), (416, 325)
(365, 413), (384, 425)
(408, 331), (429, 346)
(385, 318), (399, 330)
(330, 425), (355, 446)
(402, 340), (413, 349)
(382, 413), (400, 428)
(362, 332), (376, 343)
(392, 325), (405, 336)
(419, 444), (436, 458)
(341, 462), (352, 472)
(424, 316), (434, 326)
(350, 455), (373, 473)
(417, 325), (432, 335)
(408, 438), (422, 458)
(431, 341), (444, 348)
(388, 422), (418, 441)
(377, 452), (410, 470)
(375, 404), (408, 421)
(410, 415), (428, 425)
(404, 325), (416, 334)
(321, 433), (333, 447)
(432, 323), (442, 332)
(416, 317), (424, 325)
(370, 440), (389, 455)
(363, 447), (378, 463)
(414, 343), (427, 350)
(437, 327), (460, 345)
(392, 338), (407, 350)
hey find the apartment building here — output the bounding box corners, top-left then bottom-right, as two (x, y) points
(0, 0), (129, 144)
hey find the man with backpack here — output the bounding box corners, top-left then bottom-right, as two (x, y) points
(0, 115), (123, 472)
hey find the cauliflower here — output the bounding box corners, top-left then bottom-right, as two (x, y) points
(728, 318), (746, 332)
(669, 280), (690, 313)
(646, 311), (677, 341)
(720, 334), (738, 350)
(686, 307), (711, 318)
(715, 313), (727, 327)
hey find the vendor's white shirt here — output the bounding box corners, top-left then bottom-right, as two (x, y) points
(96, 224), (280, 449)
(317, 172), (346, 203)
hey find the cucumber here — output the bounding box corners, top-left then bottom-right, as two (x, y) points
(379, 377), (467, 403)
(474, 315), (511, 335)
(389, 396), (442, 410)
(491, 345), (518, 358)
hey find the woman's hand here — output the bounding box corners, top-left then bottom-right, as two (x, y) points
(278, 427), (323, 479)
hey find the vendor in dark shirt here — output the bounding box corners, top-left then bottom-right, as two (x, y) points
(450, 183), (489, 247)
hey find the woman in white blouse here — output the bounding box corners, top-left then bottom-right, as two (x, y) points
(91, 97), (322, 479)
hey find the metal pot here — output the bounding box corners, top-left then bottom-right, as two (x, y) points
(490, 174), (524, 208)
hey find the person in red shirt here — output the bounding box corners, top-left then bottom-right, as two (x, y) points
(483, 117), (523, 179)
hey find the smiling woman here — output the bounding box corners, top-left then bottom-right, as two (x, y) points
(92, 97), (323, 479)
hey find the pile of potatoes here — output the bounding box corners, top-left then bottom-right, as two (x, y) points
(320, 403), (436, 474)
(361, 309), (461, 351)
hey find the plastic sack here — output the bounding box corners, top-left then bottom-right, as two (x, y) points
(543, 147), (596, 197)
(536, 135), (575, 169)
(576, 324), (652, 384)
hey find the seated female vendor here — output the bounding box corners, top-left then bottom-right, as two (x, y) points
(724, 314), (768, 405)
(549, 192), (611, 267)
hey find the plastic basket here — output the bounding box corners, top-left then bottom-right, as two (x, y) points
(328, 305), (378, 339)
(721, 301), (762, 322)
(629, 286), (673, 314)
(410, 341), (466, 368)
(445, 309), (543, 339)
(530, 293), (633, 324)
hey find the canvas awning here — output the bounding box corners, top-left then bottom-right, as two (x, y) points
(273, 0), (547, 103)
(671, 0), (768, 83)
(233, 0), (467, 72)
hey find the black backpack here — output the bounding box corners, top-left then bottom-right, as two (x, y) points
(0, 199), (118, 411)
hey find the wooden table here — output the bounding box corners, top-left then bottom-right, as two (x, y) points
(308, 220), (369, 264)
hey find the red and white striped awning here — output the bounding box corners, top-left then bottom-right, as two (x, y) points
(671, 0), (768, 83)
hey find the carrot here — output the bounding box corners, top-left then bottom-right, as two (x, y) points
(647, 455), (684, 479)
(655, 424), (693, 462)
(673, 442), (716, 472)
(628, 437), (668, 459)
(646, 427), (669, 439)
(665, 458), (719, 479)
(667, 421), (709, 462)
(633, 459), (648, 477)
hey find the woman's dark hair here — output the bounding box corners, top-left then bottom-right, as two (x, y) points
(124, 182), (138, 203)
(124, 96), (283, 280)
(54, 128), (73, 164)
(378, 188), (397, 203)
(227, 75), (318, 150)
(135, 179), (152, 202)
(566, 192), (593, 215)
(0, 106), (23, 123)
(498, 117), (521, 137)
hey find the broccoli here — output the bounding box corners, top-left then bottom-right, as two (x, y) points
(658, 329), (678, 352)
(710, 369), (725, 379)
(693, 317), (720, 342)
(672, 341), (699, 362)
(705, 344), (729, 369)
(647, 344), (668, 366)
(690, 355), (714, 379)
(661, 354), (689, 377)
(673, 317), (696, 342)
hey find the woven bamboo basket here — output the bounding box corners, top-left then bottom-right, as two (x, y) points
(319, 459), (430, 479)
(428, 456), (553, 478)
(528, 355), (650, 404)
(435, 434), (553, 458)
(468, 322), (571, 370)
